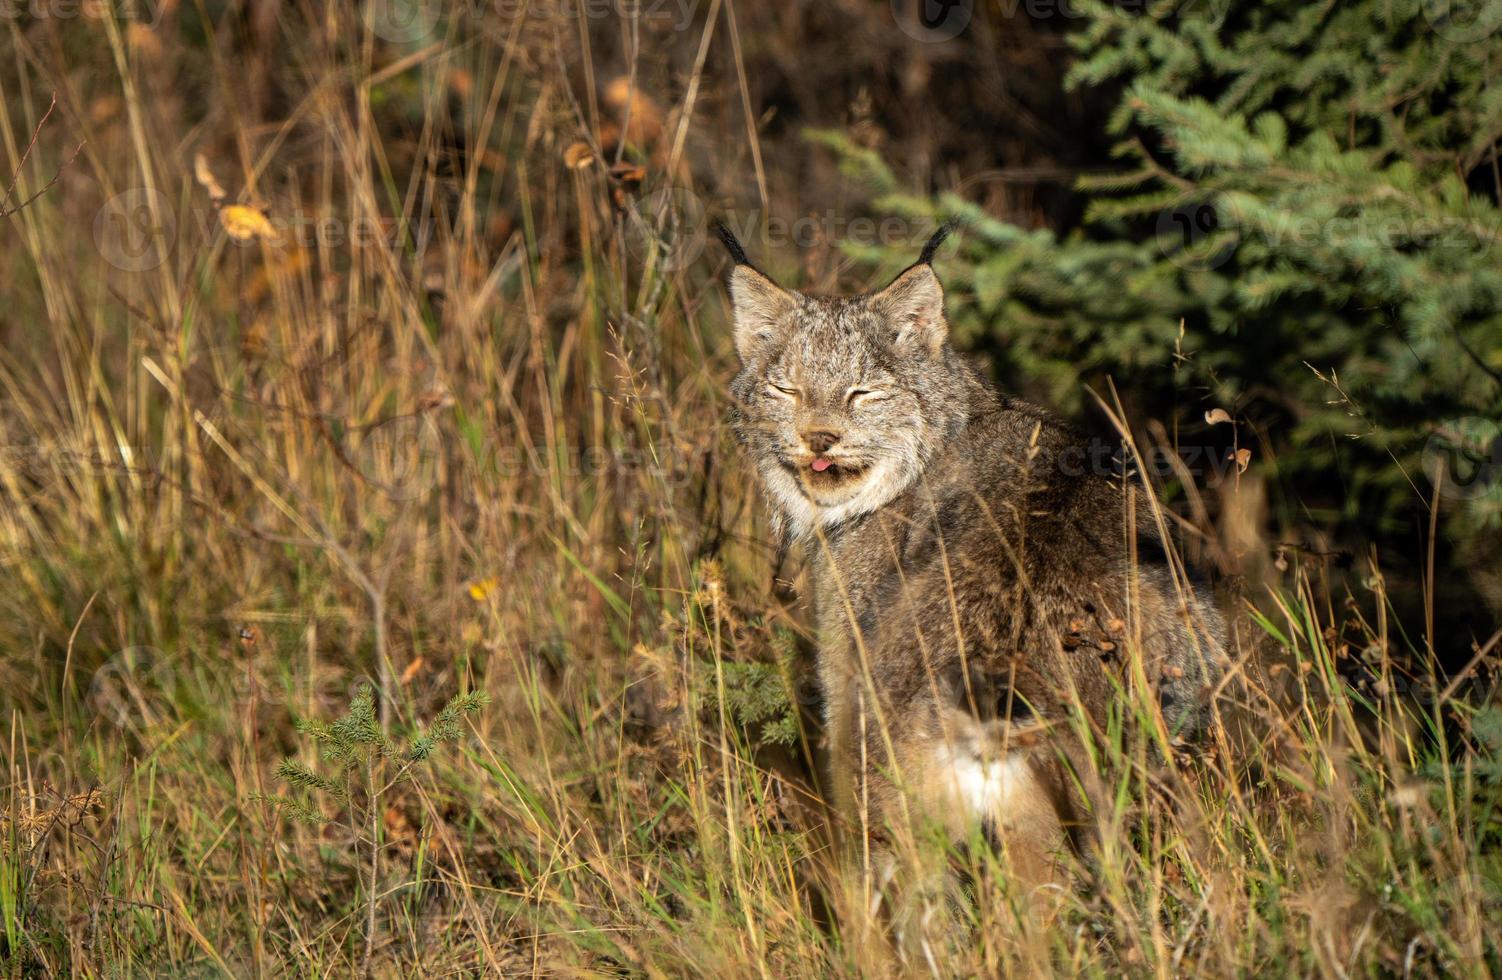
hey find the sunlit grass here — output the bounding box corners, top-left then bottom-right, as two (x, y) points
(1, 3), (1498, 975)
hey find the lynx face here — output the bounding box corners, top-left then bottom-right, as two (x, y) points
(726, 260), (967, 539)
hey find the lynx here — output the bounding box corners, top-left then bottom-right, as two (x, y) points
(719, 222), (1226, 908)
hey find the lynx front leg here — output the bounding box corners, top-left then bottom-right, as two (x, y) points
(865, 841), (970, 969)
(818, 652), (874, 844)
(917, 717), (1073, 908)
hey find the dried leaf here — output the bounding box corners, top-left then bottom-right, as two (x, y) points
(608, 161), (647, 183)
(448, 68), (474, 99)
(563, 142), (596, 170)
(194, 152), (227, 202)
(127, 23), (164, 61)
(602, 76), (665, 145)
(220, 204), (276, 241)
(1234, 447), (1252, 473)
(1205, 408), (1233, 426)
(241, 318), (269, 359)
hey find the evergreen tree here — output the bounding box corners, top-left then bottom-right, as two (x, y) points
(817, 0), (1502, 641)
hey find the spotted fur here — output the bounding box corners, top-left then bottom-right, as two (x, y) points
(723, 234), (1227, 897)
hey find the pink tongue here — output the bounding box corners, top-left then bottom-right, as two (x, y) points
(811, 457), (832, 473)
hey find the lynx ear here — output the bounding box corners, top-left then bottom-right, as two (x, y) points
(727, 265), (795, 358)
(872, 263), (946, 356)
(873, 222), (952, 355)
(716, 223), (794, 359)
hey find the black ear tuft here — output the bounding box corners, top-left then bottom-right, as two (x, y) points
(712, 220), (750, 266)
(917, 219), (957, 266)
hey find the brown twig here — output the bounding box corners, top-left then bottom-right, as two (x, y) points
(1, 93), (86, 219)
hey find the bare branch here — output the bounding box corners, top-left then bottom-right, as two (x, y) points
(1, 93), (86, 220)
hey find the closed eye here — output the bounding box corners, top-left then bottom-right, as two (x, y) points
(768, 384), (800, 401)
(847, 388), (888, 407)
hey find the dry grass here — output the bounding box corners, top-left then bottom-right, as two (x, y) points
(1, 3), (1499, 976)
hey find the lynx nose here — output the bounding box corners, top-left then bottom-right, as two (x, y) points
(801, 429), (842, 454)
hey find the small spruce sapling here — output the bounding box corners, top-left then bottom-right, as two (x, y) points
(257, 684), (488, 973)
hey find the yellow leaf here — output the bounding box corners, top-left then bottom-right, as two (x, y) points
(220, 204), (277, 241)
(1234, 448), (1252, 473)
(467, 576), (500, 601)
